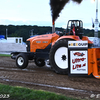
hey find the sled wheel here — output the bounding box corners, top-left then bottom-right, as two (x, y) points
(34, 58), (45, 67)
(49, 39), (70, 74)
(16, 53), (28, 69)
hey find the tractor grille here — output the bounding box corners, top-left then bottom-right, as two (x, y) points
(26, 41), (30, 52)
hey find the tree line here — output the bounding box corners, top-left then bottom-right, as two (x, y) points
(0, 25), (99, 42)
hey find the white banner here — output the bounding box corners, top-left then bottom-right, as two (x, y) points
(68, 41), (88, 48)
(70, 50), (88, 74)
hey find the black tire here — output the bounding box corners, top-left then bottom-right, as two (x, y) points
(49, 39), (70, 74)
(16, 53), (28, 69)
(34, 58), (45, 67)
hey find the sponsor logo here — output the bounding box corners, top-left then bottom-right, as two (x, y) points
(71, 51), (87, 71)
(72, 58), (86, 64)
(69, 43), (88, 47)
(43, 41), (48, 43)
(36, 41), (48, 43)
(74, 52), (85, 57)
(73, 63), (86, 70)
(36, 41), (41, 43)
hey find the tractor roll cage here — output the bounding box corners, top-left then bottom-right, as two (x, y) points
(66, 20), (83, 39)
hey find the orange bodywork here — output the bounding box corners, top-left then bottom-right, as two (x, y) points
(88, 48), (100, 79)
(27, 32), (93, 53)
(27, 33), (82, 52)
(28, 33), (81, 52)
(27, 33), (59, 52)
(82, 36), (93, 44)
(52, 35), (81, 46)
(57, 35), (81, 41)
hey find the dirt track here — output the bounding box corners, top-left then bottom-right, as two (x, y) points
(0, 56), (100, 99)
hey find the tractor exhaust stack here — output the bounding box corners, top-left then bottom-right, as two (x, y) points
(52, 20), (55, 33)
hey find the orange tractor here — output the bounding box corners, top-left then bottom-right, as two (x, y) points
(11, 20), (100, 79)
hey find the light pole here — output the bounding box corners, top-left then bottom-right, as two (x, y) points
(30, 29), (34, 37)
(94, 0), (99, 37)
(6, 29), (8, 39)
(93, 0), (100, 46)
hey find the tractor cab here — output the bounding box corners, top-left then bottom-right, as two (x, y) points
(66, 20), (83, 39)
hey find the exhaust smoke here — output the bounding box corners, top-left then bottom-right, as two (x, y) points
(50, 0), (83, 22)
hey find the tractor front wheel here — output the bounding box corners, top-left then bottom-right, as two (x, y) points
(16, 53), (28, 69)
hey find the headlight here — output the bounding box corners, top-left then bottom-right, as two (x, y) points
(26, 41), (30, 52)
(26, 45), (28, 47)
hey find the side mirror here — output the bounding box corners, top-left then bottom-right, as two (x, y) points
(99, 23), (100, 27)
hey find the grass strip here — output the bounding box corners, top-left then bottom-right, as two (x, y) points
(0, 54), (11, 57)
(0, 84), (77, 100)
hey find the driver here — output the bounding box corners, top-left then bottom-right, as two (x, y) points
(71, 24), (75, 35)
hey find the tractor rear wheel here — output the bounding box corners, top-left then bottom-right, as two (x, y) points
(49, 39), (69, 74)
(16, 53), (28, 69)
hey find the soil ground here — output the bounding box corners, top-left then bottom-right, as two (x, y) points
(0, 56), (100, 100)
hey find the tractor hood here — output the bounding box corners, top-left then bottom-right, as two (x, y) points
(26, 33), (59, 52)
(27, 34), (53, 42)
